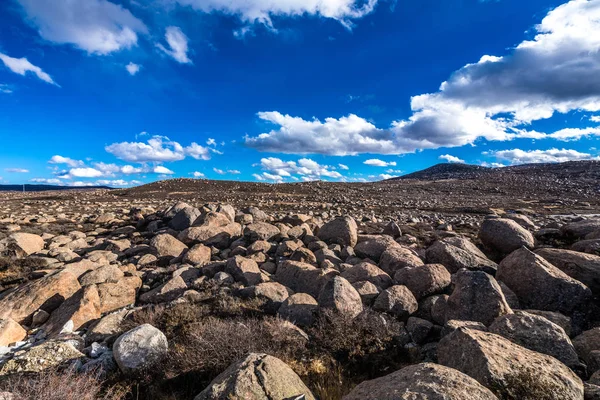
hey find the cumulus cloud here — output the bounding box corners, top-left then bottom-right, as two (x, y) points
(49, 155), (84, 167)
(5, 168), (29, 173)
(16, 0), (147, 54)
(439, 154), (465, 163)
(488, 148), (599, 164)
(193, 171), (205, 178)
(157, 27), (192, 64)
(364, 159), (397, 167)
(213, 168), (226, 175)
(0, 53), (57, 85)
(591, 115), (600, 122)
(69, 167), (104, 178)
(121, 165), (145, 174)
(338, 163), (349, 170)
(174, 0), (378, 30)
(246, 1), (600, 155)
(105, 136), (210, 162)
(255, 157), (343, 181)
(126, 62), (140, 75)
(153, 165), (175, 174)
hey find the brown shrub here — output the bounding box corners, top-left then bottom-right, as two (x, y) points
(0, 368), (126, 400)
(310, 309), (408, 373)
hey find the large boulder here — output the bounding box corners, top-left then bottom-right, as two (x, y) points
(277, 293), (319, 327)
(318, 276), (363, 319)
(355, 235), (401, 262)
(426, 240), (497, 274)
(394, 263), (451, 300)
(275, 260), (337, 298)
(373, 285), (418, 319)
(195, 353), (315, 400)
(343, 362), (498, 400)
(317, 216), (358, 247)
(573, 328), (600, 374)
(150, 233), (188, 258)
(497, 248), (592, 314)
(240, 282), (292, 312)
(0, 340), (84, 375)
(489, 311), (581, 370)
(97, 276), (142, 313)
(225, 255), (263, 286)
(178, 223), (242, 246)
(139, 275), (188, 304)
(535, 248), (600, 294)
(113, 324), (168, 374)
(561, 219), (600, 239)
(0, 318), (26, 346)
(340, 262), (392, 289)
(79, 265), (124, 286)
(42, 285), (102, 336)
(478, 217), (534, 255)
(244, 222), (280, 242)
(182, 243), (212, 266)
(169, 206), (201, 231)
(378, 246), (424, 276)
(438, 328), (584, 399)
(445, 269), (512, 326)
(0, 233), (45, 257)
(0, 271), (81, 324)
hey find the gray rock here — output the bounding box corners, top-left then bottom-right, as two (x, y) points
(113, 324), (168, 374)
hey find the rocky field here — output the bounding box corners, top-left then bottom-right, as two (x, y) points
(0, 161), (599, 399)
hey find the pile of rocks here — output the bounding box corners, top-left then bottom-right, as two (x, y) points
(0, 199), (599, 399)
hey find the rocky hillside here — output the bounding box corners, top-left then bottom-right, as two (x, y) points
(0, 186), (599, 399)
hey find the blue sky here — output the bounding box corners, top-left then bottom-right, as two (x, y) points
(1, 0), (599, 186)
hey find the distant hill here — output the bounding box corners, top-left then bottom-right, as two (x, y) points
(393, 160), (600, 181)
(0, 184), (111, 192)
(396, 163), (492, 180)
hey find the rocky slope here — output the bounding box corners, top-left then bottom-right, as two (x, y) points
(0, 162), (598, 399)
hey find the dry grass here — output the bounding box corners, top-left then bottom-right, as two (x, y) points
(0, 368), (127, 400)
(0, 256), (48, 290)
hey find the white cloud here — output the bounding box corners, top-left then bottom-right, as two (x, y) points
(49, 155), (84, 167)
(126, 62), (140, 75)
(106, 135), (210, 162)
(489, 148), (599, 164)
(439, 154), (465, 163)
(0, 52), (57, 85)
(207, 138), (216, 146)
(69, 167), (104, 178)
(590, 115), (600, 122)
(193, 171), (205, 178)
(16, 0), (147, 54)
(245, 112), (396, 155)
(157, 26), (192, 64)
(0, 84), (13, 94)
(364, 159), (396, 167)
(228, 169), (241, 174)
(338, 163), (349, 170)
(385, 169), (402, 174)
(5, 168), (29, 173)
(153, 166), (175, 174)
(256, 157), (343, 181)
(213, 168), (226, 175)
(246, 1), (600, 155)
(174, 0), (377, 30)
(185, 143), (211, 160)
(480, 162), (505, 168)
(377, 174), (393, 180)
(121, 165), (145, 174)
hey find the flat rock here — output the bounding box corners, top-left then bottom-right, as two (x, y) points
(438, 328), (583, 399)
(194, 353), (315, 400)
(343, 362), (498, 400)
